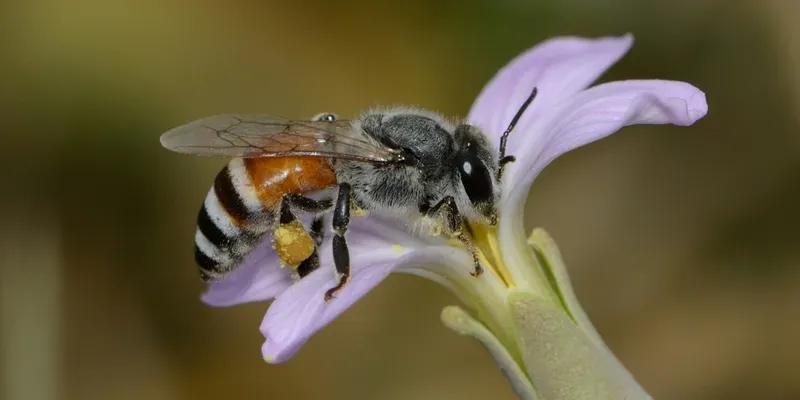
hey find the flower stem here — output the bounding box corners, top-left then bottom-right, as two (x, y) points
(441, 228), (653, 400)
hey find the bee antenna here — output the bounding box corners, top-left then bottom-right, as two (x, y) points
(499, 87), (538, 162)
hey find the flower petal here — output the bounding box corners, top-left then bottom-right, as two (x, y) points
(261, 251), (402, 363)
(201, 239), (293, 307)
(260, 221), (487, 363)
(201, 214), (428, 307)
(262, 247), (491, 364)
(441, 305), (538, 400)
(261, 246), (483, 363)
(506, 79), (707, 204)
(499, 79), (707, 283)
(467, 34), (634, 140)
(259, 217), (430, 363)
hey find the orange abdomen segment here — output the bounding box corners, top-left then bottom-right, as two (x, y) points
(243, 157), (337, 208)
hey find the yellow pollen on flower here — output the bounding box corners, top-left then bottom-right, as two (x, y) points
(448, 223), (516, 289)
(392, 244), (403, 254)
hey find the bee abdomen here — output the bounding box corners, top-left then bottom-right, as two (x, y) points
(193, 159), (273, 281)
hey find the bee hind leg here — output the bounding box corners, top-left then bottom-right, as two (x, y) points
(274, 196), (325, 271)
(325, 182), (352, 302)
(296, 216), (325, 278)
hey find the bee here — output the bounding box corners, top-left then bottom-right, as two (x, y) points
(160, 89), (537, 301)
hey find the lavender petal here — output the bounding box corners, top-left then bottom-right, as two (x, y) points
(260, 248), (408, 363)
(467, 34), (634, 141)
(499, 79), (707, 266)
(201, 239), (293, 307)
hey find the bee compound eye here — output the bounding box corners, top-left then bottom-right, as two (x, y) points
(313, 112), (337, 122)
(457, 148), (493, 206)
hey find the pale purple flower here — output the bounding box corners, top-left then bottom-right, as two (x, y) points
(201, 34), (707, 393)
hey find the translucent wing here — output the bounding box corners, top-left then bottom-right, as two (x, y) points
(159, 114), (401, 163)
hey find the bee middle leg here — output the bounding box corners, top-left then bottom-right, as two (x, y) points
(325, 182), (352, 302)
(423, 196), (483, 277)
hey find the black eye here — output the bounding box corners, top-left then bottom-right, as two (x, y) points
(457, 143), (493, 206)
(400, 147), (420, 166)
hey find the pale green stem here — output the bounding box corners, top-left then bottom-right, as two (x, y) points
(440, 228), (653, 400)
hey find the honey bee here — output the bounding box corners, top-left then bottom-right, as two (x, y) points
(160, 89), (537, 301)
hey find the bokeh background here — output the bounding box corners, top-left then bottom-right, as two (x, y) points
(2, 0), (799, 399)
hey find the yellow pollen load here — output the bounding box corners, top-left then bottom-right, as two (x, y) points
(274, 220), (316, 268)
(351, 207), (368, 217)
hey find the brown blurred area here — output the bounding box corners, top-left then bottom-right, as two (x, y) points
(1, 0), (799, 399)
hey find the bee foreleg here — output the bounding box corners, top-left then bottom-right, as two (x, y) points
(423, 196), (462, 235)
(325, 182), (352, 302)
(423, 196), (483, 277)
(458, 230), (483, 277)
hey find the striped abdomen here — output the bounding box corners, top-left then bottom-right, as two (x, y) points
(194, 157), (337, 281)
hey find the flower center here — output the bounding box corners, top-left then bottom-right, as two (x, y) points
(449, 223), (516, 288)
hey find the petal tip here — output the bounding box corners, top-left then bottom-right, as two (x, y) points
(616, 32), (635, 47)
(440, 305), (474, 335)
(199, 289), (232, 307)
(261, 339), (294, 364)
(596, 33), (634, 55)
(526, 227), (554, 248)
(688, 89), (709, 123)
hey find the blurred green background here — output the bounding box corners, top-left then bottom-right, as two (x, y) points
(2, 0), (799, 399)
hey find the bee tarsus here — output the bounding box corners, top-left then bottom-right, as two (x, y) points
(422, 196), (484, 277)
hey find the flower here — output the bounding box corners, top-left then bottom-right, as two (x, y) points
(202, 34), (707, 398)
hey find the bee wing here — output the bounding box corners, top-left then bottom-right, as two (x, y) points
(159, 114), (400, 163)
